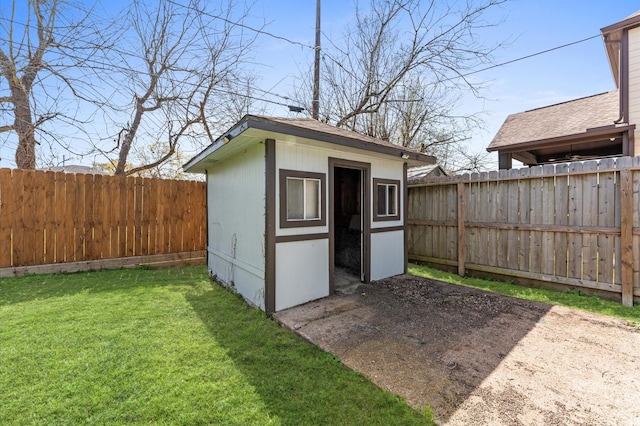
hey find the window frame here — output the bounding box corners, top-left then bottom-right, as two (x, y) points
(373, 178), (401, 222)
(279, 169), (327, 228)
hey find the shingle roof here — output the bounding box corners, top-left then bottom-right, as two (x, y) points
(184, 114), (435, 172)
(249, 115), (402, 150)
(487, 90), (620, 151)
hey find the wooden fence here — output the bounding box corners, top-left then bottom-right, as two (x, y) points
(407, 157), (640, 306)
(0, 168), (206, 274)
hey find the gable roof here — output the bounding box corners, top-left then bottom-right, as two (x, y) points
(487, 91), (621, 152)
(184, 115), (435, 173)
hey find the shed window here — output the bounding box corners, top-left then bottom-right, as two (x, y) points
(279, 169), (327, 228)
(373, 178), (400, 221)
(287, 177), (320, 220)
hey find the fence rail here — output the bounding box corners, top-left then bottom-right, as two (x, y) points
(407, 157), (640, 306)
(0, 168), (206, 271)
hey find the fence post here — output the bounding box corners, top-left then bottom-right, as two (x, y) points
(620, 166), (634, 306)
(457, 182), (466, 277)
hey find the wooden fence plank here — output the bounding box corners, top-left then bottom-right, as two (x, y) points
(599, 159), (617, 285)
(619, 157), (634, 305)
(140, 178), (151, 256)
(16, 171), (30, 266)
(582, 161), (599, 281)
(116, 175), (127, 258)
(496, 170), (509, 269)
(631, 157), (640, 290)
(43, 171), (56, 263)
(148, 178), (159, 255)
(568, 162), (583, 279)
(54, 173), (67, 263)
(0, 169), (13, 267)
(529, 166), (543, 273)
(554, 163), (569, 277)
(457, 182), (466, 276)
(541, 164), (555, 275)
(487, 172), (498, 267)
(32, 171), (45, 265)
(466, 178), (478, 265)
(506, 168), (520, 270)
(517, 167), (531, 272)
(102, 175), (113, 258)
(91, 175), (103, 259)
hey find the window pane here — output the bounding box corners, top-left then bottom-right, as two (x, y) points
(305, 179), (320, 219)
(287, 178), (304, 220)
(377, 184), (387, 216)
(388, 185), (397, 215)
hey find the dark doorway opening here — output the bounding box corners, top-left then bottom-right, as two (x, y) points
(333, 167), (362, 278)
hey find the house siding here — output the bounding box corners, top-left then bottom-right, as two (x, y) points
(207, 142), (266, 309)
(628, 26), (640, 154)
(370, 230), (405, 280)
(275, 239), (330, 311)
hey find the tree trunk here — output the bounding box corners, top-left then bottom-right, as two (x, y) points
(13, 89), (37, 169)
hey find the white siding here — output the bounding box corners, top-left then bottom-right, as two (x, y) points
(275, 239), (330, 311)
(207, 143), (266, 309)
(276, 140), (406, 236)
(275, 139), (406, 293)
(370, 230), (405, 280)
(628, 27), (640, 154)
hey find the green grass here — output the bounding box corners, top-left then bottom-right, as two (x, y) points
(409, 263), (640, 324)
(0, 266), (432, 425)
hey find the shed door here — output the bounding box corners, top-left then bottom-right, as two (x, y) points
(333, 166), (364, 281)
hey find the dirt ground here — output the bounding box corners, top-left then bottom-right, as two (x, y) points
(273, 275), (640, 425)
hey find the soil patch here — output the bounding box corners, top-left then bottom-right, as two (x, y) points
(274, 275), (640, 425)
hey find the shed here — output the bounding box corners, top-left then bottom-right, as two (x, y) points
(407, 164), (448, 184)
(184, 115), (435, 312)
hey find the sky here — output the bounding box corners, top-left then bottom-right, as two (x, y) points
(248, 0), (640, 168)
(1, 0), (639, 170)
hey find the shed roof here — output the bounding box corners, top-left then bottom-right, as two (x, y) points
(184, 115), (435, 173)
(487, 90), (621, 152)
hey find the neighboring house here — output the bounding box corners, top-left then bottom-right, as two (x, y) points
(407, 164), (448, 184)
(487, 11), (640, 169)
(45, 165), (108, 175)
(184, 115), (434, 312)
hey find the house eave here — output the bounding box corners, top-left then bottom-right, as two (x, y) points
(487, 124), (635, 154)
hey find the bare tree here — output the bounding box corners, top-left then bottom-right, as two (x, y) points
(294, 0), (506, 170)
(107, 0), (258, 176)
(0, 0), (114, 169)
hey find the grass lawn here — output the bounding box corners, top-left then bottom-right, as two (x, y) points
(409, 263), (640, 324)
(0, 266), (431, 425)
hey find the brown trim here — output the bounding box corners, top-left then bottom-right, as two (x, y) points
(403, 162), (408, 274)
(265, 139), (276, 313)
(279, 169), (327, 228)
(487, 124), (635, 153)
(371, 225), (404, 233)
(373, 177), (401, 221)
(329, 158), (371, 293)
(621, 30), (629, 124)
(205, 171), (209, 268)
(275, 233), (329, 243)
